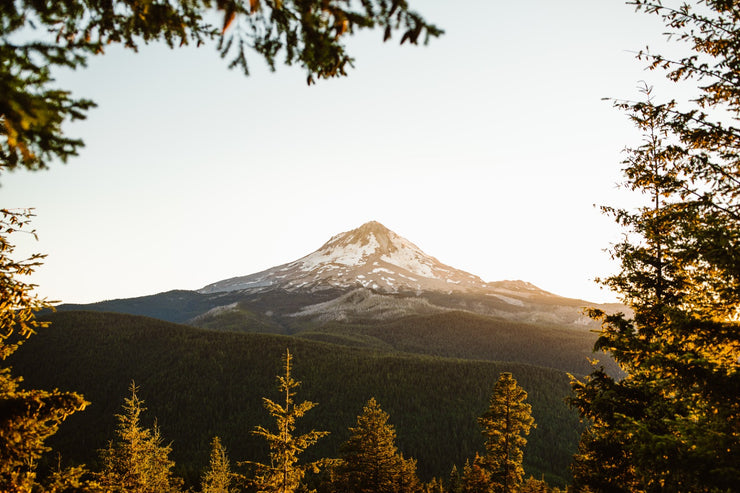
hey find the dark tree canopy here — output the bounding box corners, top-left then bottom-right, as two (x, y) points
(0, 0), (441, 173)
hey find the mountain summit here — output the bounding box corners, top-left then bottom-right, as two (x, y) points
(193, 221), (608, 327)
(200, 221), (492, 294)
(61, 221), (613, 329)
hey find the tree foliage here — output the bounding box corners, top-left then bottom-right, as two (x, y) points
(518, 476), (564, 493)
(477, 373), (535, 493)
(0, 208), (90, 492)
(570, 1), (740, 492)
(201, 436), (236, 493)
(459, 454), (492, 493)
(0, 0), (441, 173)
(332, 397), (421, 493)
(1, 208), (50, 360)
(0, 365), (91, 492)
(97, 381), (183, 492)
(245, 349), (328, 493)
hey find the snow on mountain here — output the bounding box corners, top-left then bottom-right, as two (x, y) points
(199, 221), (493, 295)
(193, 221), (609, 328)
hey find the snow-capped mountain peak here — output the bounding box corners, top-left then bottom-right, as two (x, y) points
(199, 221), (488, 294)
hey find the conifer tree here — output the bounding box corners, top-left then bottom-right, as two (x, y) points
(201, 436), (235, 493)
(569, 1), (740, 491)
(0, 208), (90, 492)
(98, 381), (183, 492)
(397, 453), (422, 493)
(518, 476), (560, 493)
(45, 464), (104, 493)
(246, 349), (328, 493)
(333, 397), (421, 493)
(448, 464), (463, 493)
(460, 454), (492, 493)
(477, 372), (534, 493)
(423, 476), (446, 493)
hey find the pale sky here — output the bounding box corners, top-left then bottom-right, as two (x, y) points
(3, 1), (677, 305)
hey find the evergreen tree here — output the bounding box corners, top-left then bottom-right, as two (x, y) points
(0, 208), (90, 492)
(460, 455), (492, 493)
(0, 1), (441, 173)
(333, 397), (421, 493)
(477, 373), (535, 493)
(569, 1), (740, 491)
(98, 381), (183, 492)
(45, 464), (103, 493)
(246, 349), (328, 493)
(518, 476), (560, 493)
(423, 477), (446, 493)
(448, 465), (463, 493)
(201, 436), (235, 493)
(397, 453), (422, 493)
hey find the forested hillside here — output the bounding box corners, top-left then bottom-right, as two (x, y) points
(57, 289), (618, 377)
(9, 311), (583, 488)
(296, 310), (619, 376)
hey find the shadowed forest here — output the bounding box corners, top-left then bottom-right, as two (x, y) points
(9, 310), (582, 490)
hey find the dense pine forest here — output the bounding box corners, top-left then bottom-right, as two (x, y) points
(9, 310), (581, 489)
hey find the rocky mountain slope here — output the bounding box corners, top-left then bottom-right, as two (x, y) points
(58, 221), (624, 359)
(200, 221), (490, 294)
(192, 221), (619, 329)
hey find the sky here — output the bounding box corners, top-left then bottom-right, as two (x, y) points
(3, 1), (680, 305)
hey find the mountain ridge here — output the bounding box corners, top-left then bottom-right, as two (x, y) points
(200, 221), (526, 295)
(57, 221), (622, 331)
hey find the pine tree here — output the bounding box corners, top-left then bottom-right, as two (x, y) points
(448, 464), (463, 493)
(333, 397), (421, 493)
(201, 436), (234, 493)
(460, 454), (492, 493)
(569, 2), (740, 491)
(0, 208), (90, 492)
(423, 476), (446, 493)
(518, 476), (560, 493)
(97, 381), (183, 492)
(477, 372), (535, 493)
(45, 464), (103, 493)
(246, 349), (328, 493)
(397, 453), (422, 493)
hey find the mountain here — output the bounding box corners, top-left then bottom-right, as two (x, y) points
(56, 220), (623, 375)
(200, 221), (491, 294)
(193, 220), (618, 329)
(60, 220), (617, 329)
